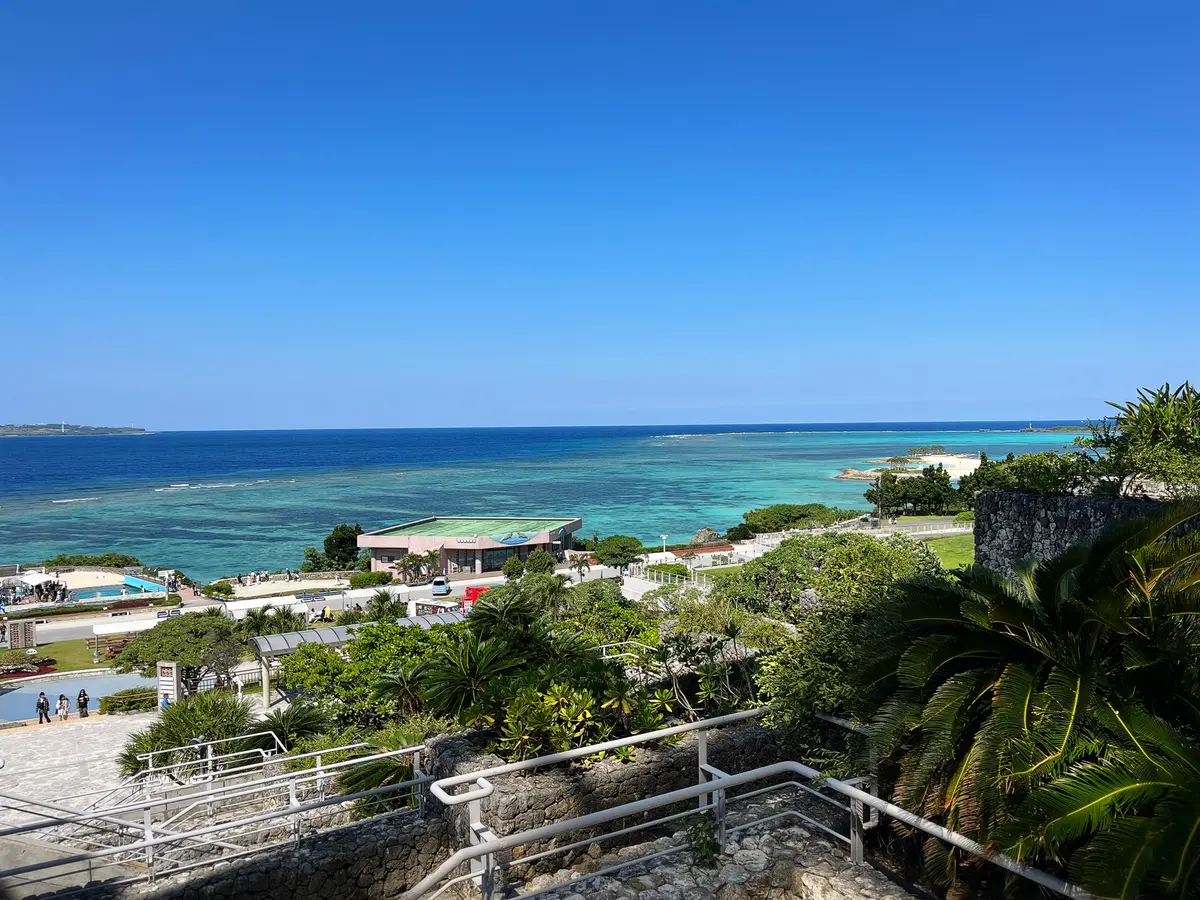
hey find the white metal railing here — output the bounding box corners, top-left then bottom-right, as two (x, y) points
(408, 710), (1091, 900)
(0, 742), (429, 895)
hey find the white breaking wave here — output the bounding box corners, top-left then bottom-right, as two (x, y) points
(154, 479), (272, 493)
(51, 497), (100, 504)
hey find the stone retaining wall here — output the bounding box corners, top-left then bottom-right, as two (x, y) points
(974, 491), (1181, 575)
(426, 723), (800, 870)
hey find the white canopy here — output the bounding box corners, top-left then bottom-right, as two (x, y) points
(92, 617), (165, 637)
(19, 572), (54, 586)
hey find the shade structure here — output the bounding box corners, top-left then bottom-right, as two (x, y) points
(19, 572), (55, 587)
(250, 610), (465, 660)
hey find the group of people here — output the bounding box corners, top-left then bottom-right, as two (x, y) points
(235, 570), (275, 585)
(35, 688), (90, 724)
(0, 579), (70, 606)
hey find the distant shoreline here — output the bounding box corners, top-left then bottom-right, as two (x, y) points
(0, 425), (150, 437)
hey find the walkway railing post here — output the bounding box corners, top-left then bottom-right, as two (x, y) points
(697, 729), (708, 811)
(849, 797), (865, 865)
(142, 807), (155, 881)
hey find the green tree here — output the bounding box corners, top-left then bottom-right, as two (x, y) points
(114, 611), (243, 693)
(250, 701), (331, 752)
(323, 523), (365, 569)
(422, 632), (522, 718)
(300, 547), (333, 573)
(523, 548), (555, 575)
(712, 533), (941, 622)
(864, 504), (1200, 897)
(741, 503), (863, 533)
(502, 555), (525, 581)
(365, 588), (405, 621)
(864, 470), (904, 517)
(1082, 381), (1200, 497)
(594, 535), (644, 571)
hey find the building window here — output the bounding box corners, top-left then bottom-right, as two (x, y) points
(382, 556), (395, 563)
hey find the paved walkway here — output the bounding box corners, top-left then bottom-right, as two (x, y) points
(0, 712), (156, 822)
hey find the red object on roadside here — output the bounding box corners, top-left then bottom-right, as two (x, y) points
(461, 585), (492, 611)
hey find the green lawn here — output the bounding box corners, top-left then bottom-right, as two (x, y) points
(923, 534), (975, 569)
(35, 639), (110, 673)
(699, 564), (743, 577)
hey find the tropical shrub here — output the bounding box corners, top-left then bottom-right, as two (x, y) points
(119, 692), (257, 777)
(99, 687), (158, 714)
(239, 604), (307, 638)
(564, 579), (659, 647)
(279, 619), (459, 728)
(349, 571), (393, 589)
(739, 503), (865, 534)
(864, 505), (1200, 898)
(40, 552), (143, 568)
(952, 510), (975, 524)
(0, 650), (47, 675)
(710, 533), (941, 623)
(523, 549), (555, 575)
(250, 701), (331, 751)
(725, 523), (755, 542)
(593, 535), (644, 569)
(206, 581), (235, 597)
(501, 554), (525, 580)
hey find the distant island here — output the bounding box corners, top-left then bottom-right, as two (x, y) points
(0, 423), (149, 437)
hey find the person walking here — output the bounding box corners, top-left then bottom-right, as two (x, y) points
(160, 692), (171, 712)
(77, 688), (90, 718)
(56, 694), (70, 721)
(35, 692), (51, 724)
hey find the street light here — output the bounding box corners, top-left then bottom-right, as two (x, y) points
(660, 534), (669, 553)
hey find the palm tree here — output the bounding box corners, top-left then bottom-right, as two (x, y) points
(569, 554), (592, 584)
(865, 503), (1200, 895)
(526, 573), (572, 621)
(422, 632), (521, 718)
(467, 586), (541, 639)
(374, 663), (426, 716)
(366, 588), (404, 621)
(240, 604), (278, 637)
(250, 701), (330, 751)
(119, 692), (256, 777)
(422, 550), (442, 577)
(1005, 701), (1200, 899)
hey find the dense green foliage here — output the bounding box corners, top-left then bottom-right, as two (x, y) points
(866, 465), (962, 516)
(593, 534), (644, 569)
(39, 552), (143, 568)
(648, 562), (691, 577)
(1082, 381), (1200, 498)
(562, 579), (658, 647)
(279, 619), (459, 728)
(114, 611), (243, 693)
(724, 503), (864, 540)
(119, 692), (258, 776)
(206, 580), (235, 597)
(502, 554), (525, 580)
(647, 585), (784, 651)
(349, 570), (393, 589)
(523, 548), (555, 574)
(324, 523), (365, 569)
(99, 687), (158, 714)
(710, 533), (941, 622)
(864, 505), (1200, 898)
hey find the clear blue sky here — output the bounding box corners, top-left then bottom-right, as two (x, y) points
(2, 2), (1196, 430)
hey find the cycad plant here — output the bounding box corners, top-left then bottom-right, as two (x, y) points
(250, 701), (330, 752)
(865, 504), (1200, 897)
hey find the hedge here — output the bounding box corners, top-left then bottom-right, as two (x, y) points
(100, 687), (159, 714)
(349, 571), (393, 589)
(647, 563), (691, 578)
(953, 510), (976, 524)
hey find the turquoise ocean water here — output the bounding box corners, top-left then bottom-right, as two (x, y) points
(0, 424), (1080, 582)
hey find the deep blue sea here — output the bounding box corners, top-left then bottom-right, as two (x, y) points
(0, 423), (1081, 581)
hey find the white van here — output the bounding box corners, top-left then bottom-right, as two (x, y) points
(431, 575), (452, 597)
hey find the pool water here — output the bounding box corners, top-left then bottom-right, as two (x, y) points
(69, 576), (165, 602)
(0, 673), (155, 721)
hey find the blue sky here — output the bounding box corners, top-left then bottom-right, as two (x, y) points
(2, 2), (1196, 430)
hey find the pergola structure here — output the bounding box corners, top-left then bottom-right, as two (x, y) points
(249, 611), (465, 706)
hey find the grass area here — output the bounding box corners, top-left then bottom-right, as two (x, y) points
(36, 639), (110, 672)
(700, 564), (744, 577)
(923, 533), (975, 569)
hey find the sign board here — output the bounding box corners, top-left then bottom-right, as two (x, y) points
(0, 620), (36, 650)
(157, 661), (181, 706)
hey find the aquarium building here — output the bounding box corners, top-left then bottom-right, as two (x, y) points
(358, 516), (583, 575)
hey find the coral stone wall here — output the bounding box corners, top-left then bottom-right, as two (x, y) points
(974, 491), (1172, 575)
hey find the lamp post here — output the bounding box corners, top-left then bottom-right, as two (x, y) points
(660, 534), (669, 554)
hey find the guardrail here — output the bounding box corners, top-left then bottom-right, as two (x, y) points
(0, 742), (429, 895)
(409, 707), (1090, 900)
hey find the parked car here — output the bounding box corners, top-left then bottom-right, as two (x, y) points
(405, 576), (434, 587)
(431, 575), (451, 597)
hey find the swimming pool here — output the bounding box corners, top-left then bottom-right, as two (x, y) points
(0, 673), (155, 721)
(69, 576), (165, 602)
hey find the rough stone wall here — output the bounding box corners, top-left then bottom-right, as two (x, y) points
(426, 723), (800, 869)
(974, 491), (1173, 575)
(25, 813), (451, 900)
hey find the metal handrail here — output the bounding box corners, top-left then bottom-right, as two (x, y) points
(429, 707), (766, 806)
(136, 730), (287, 767)
(406, 760), (1091, 900)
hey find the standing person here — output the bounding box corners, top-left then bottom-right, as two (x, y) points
(56, 694), (70, 721)
(35, 692), (51, 724)
(160, 692), (171, 712)
(77, 688), (90, 718)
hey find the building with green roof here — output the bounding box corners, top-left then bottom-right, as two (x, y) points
(358, 515), (583, 576)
